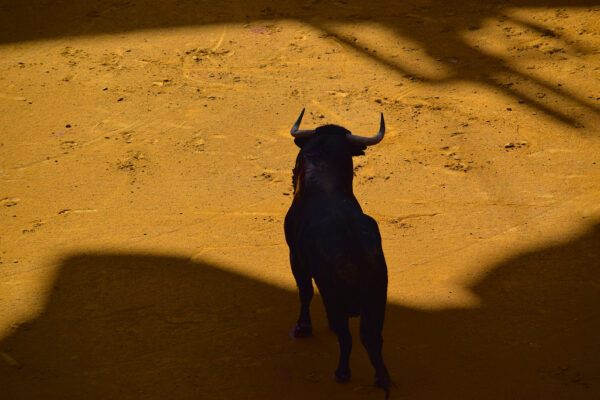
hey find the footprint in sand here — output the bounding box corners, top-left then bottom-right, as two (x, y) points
(60, 140), (78, 151)
(181, 135), (206, 153)
(117, 151), (147, 172)
(22, 219), (45, 234)
(1, 197), (19, 207)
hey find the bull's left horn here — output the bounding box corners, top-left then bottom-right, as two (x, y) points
(346, 113), (385, 146)
(290, 108), (316, 138)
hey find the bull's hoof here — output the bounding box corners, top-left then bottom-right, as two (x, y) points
(374, 375), (391, 399)
(292, 323), (312, 338)
(334, 369), (351, 383)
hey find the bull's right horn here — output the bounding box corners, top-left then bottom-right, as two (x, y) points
(290, 108), (316, 138)
(346, 113), (385, 146)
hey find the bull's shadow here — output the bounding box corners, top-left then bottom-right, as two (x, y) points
(1, 222), (599, 399)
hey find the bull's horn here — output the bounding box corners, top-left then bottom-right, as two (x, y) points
(290, 108), (316, 138)
(346, 113), (385, 146)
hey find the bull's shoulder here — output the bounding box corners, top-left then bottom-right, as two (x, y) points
(353, 213), (384, 247)
(352, 213), (382, 234)
(355, 213), (381, 228)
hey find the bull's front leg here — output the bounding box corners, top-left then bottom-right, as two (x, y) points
(290, 252), (313, 337)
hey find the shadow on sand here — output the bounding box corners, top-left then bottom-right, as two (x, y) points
(1, 0), (598, 127)
(1, 222), (599, 399)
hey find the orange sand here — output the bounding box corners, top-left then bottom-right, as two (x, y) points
(1, 1), (599, 398)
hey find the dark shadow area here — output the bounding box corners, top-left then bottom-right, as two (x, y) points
(1, 222), (599, 399)
(1, 0), (598, 127)
(2, 0), (597, 44)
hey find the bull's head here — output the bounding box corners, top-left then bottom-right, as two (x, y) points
(290, 108), (385, 147)
(289, 109), (386, 196)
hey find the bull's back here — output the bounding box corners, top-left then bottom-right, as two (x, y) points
(298, 213), (387, 316)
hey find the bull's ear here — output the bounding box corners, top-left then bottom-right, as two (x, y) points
(350, 143), (366, 156)
(294, 137), (311, 148)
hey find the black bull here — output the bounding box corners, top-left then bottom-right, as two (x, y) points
(284, 110), (391, 397)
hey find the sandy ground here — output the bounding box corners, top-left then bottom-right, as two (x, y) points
(1, 1), (600, 399)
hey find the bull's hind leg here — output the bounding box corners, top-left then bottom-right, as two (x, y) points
(330, 315), (352, 383)
(290, 252), (313, 338)
(360, 312), (391, 398)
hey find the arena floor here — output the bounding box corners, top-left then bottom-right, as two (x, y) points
(1, 1), (599, 398)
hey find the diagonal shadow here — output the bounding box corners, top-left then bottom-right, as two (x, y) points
(312, 21), (596, 127)
(1, 221), (599, 399)
(1, 0), (598, 129)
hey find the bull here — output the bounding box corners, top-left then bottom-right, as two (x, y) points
(284, 109), (391, 397)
